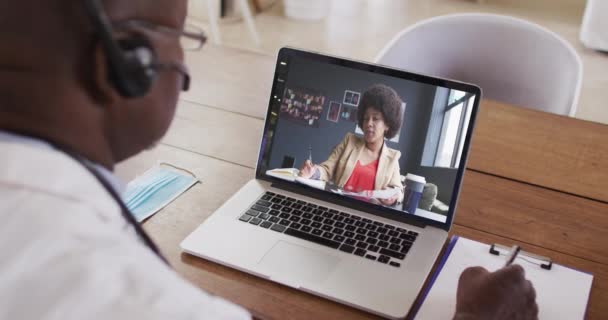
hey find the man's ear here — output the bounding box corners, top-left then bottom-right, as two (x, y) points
(92, 42), (121, 103)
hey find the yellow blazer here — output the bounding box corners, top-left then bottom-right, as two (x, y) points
(317, 133), (404, 201)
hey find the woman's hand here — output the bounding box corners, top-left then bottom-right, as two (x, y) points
(298, 160), (316, 179)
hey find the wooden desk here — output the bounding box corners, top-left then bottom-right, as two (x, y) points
(115, 45), (608, 319)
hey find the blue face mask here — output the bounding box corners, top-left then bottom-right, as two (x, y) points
(122, 165), (199, 222)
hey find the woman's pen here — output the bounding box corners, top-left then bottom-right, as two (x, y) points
(504, 245), (521, 267)
(308, 145), (313, 162)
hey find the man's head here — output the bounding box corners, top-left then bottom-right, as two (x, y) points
(0, 0), (190, 167)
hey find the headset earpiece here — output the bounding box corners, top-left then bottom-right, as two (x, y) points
(84, 0), (157, 98)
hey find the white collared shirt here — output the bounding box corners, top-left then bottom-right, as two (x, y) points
(0, 131), (250, 320)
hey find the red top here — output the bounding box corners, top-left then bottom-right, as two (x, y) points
(343, 159), (379, 192)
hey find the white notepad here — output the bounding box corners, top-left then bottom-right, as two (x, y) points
(413, 236), (594, 319)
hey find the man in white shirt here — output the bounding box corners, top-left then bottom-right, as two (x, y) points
(0, 1), (537, 319)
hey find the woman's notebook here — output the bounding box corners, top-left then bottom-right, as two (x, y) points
(412, 236), (594, 319)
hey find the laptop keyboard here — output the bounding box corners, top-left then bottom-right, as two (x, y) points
(238, 192), (419, 268)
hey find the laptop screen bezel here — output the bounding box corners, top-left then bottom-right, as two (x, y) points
(255, 47), (481, 231)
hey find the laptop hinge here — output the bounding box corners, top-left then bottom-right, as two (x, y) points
(270, 181), (427, 229)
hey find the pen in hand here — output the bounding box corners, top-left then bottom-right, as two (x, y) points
(504, 245), (521, 267)
(308, 145), (312, 162)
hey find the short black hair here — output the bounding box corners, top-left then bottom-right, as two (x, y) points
(357, 84), (403, 139)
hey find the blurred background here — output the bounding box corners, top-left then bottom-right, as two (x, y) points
(185, 0), (608, 125)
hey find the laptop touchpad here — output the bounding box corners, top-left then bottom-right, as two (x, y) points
(258, 241), (340, 286)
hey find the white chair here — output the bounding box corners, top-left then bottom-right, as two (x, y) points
(375, 14), (582, 117)
(205, 0), (261, 45)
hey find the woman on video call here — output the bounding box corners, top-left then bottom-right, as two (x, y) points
(299, 84), (404, 206)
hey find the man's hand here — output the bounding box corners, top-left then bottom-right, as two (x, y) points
(454, 265), (538, 320)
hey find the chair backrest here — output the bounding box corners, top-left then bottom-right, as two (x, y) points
(375, 13), (582, 116)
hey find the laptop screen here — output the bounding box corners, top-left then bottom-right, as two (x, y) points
(256, 48), (481, 229)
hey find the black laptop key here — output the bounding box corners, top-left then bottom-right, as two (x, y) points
(311, 222), (322, 228)
(269, 209), (280, 216)
(249, 217), (262, 225)
(377, 227), (388, 234)
(323, 218), (335, 226)
(351, 215), (361, 221)
(301, 225), (312, 232)
(378, 255), (390, 264)
(285, 228), (340, 249)
(390, 237), (402, 245)
(296, 200), (306, 205)
(355, 221), (366, 228)
(317, 206), (328, 211)
(239, 214), (252, 222)
(345, 225), (356, 231)
(260, 221), (272, 229)
(345, 238), (357, 246)
(373, 221), (384, 226)
(301, 219), (312, 226)
(270, 197), (282, 204)
(389, 243), (401, 251)
(356, 241), (368, 249)
(292, 210), (303, 216)
(322, 225), (333, 232)
(271, 204), (282, 210)
(401, 234), (417, 242)
(281, 200), (291, 206)
(289, 216), (301, 223)
(274, 194), (285, 199)
(246, 209), (260, 217)
(256, 200), (272, 207)
(282, 207), (293, 214)
(356, 228), (367, 235)
(277, 213), (289, 219)
(365, 224), (377, 232)
(365, 254), (377, 261)
(367, 231), (379, 239)
(354, 248), (366, 256)
(379, 248), (406, 260)
(396, 227), (407, 233)
(303, 212), (313, 219)
(322, 231), (334, 239)
(312, 228), (323, 236)
(261, 194), (272, 201)
(389, 261), (401, 267)
(291, 222), (302, 230)
(269, 216), (280, 223)
(270, 224), (286, 233)
(400, 246), (410, 254)
(362, 218), (372, 224)
(388, 230), (399, 237)
(344, 218), (355, 225)
(378, 241), (389, 248)
(339, 212), (351, 218)
(365, 238), (378, 245)
(313, 216), (324, 222)
(322, 212), (333, 218)
(335, 222), (346, 229)
(334, 215), (344, 222)
(334, 235), (345, 242)
(291, 203), (302, 209)
(258, 213), (270, 220)
(354, 234), (366, 241)
(303, 206), (314, 212)
(408, 231), (419, 237)
(368, 245), (380, 253)
(339, 244), (355, 253)
(312, 209), (324, 215)
(251, 205), (270, 213)
(379, 234), (391, 241)
(332, 228), (344, 235)
(385, 225), (395, 230)
(344, 231), (355, 238)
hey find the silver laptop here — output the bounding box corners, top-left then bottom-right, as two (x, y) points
(181, 47), (481, 319)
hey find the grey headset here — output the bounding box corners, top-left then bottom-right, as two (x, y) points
(83, 0), (157, 98)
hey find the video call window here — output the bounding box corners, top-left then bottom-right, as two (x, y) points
(260, 56), (476, 224)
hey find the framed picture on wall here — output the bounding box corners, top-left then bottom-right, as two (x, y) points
(327, 101), (341, 123)
(343, 90), (360, 106)
(340, 106), (357, 122)
(279, 87), (326, 127)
